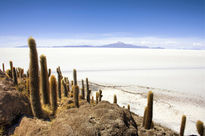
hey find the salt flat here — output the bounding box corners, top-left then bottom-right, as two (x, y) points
(0, 48), (205, 134)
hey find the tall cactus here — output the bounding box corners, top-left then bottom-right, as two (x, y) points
(73, 85), (79, 108)
(73, 69), (77, 86)
(9, 61), (13, 78)
(62, 79), (68, 97)
(142, 106), (148, 127)
(144, 91), (153, 129)
(50, 75), (57, 114)
(86, 78), (90, 103)
(28, 37), (43, 118)
(113, 94), (117, 104)
(128, 104), (130, 111)
(180, 115), (186, 136)
(12, 67), (18, 85)
(56, 66), (62, 100)
(81, 80), (85, 99)
(96, 92), (99, 104)
(196, 120), (204, 136)
(48, 68), (51, 77)
(2, 63), (5, 72)
(40, 54), (50, 105)
(99, 90), (103, 101)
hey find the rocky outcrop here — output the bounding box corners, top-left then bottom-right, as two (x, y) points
(14, 101), (138, 136)
(0, 70), (32, 126)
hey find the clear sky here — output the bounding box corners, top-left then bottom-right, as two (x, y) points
(0, 0), (204, 48)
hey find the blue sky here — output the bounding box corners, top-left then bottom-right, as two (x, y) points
(0, 0), (204, 48)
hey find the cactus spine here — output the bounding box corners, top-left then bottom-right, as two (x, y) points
(81, 80), (85, 99)
(180, 115), (186, 136)
(99, 90), (102, 102)
(9, 61), (13, 78)
(56, 66), (62, 100)
(40, 55), (50, 105)
(12, 67), (18, 85)
(28, 37), (43, 118)
(86, 78), (90, 103)
(196, 120), (204, 136)
(113, 94), (117, 104)
(144, 91), (153, 129)
(50, 75), (57, 114)
(2, 63), (5, 72)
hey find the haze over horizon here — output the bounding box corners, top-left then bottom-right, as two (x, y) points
(0, 0), (204, 49)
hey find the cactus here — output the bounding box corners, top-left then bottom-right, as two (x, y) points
(28, 37), (43, 118)
(56, 66), (62, 100)
(9, 61), (13, 78)
(144, 91), (153, 129)
(73, 85), (79, 108)
(48, 68), (51, 77)
(99, 90), (103, 101)
(40, 54), (50, 105)
(26, 78), (30, 95)
(196, 120), (204, 136)
(180, 115), (186, 136)
(2, 63), (5, 72)
(142, 106), (148, 127)
(12, 67), (18, 85)
(96, 92), (99, 104)
(71, 80), (74, 86)
(86, 78), (90, 103)
(73, 69), (77, 86)
(5, 69), (12, 78)
(62, 79), (68, 97)
(81, 80), (85, 99)
(113, 94), (117, 104)
(91, 96), (94, 104)
(128, 104), (130, 111)
(50, 75), (57, 114)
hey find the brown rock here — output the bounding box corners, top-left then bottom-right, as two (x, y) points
(14, 101), (138, 136)
(0, 70), (32, 126)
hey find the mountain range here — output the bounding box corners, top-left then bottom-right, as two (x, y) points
(16, 41), (164, 49)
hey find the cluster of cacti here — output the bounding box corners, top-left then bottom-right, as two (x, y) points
(57, 66), (62, 100)
(40, 55), (50, 105)
(28, 37), (43, 118)
(113, 94), (117, 104)
(180, 115), (186, 136)
(196, 120), (204, 136)
(144, 91), (153, 129)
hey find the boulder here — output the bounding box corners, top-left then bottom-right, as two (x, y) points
(14, 101), (138, 136)
(0, 70), (32, 126)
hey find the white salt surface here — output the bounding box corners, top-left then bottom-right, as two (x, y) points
(0, 48), (205, 135)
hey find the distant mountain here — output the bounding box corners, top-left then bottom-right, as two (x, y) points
(15, 42), (164, 49)
(99, 41), (150, 48)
